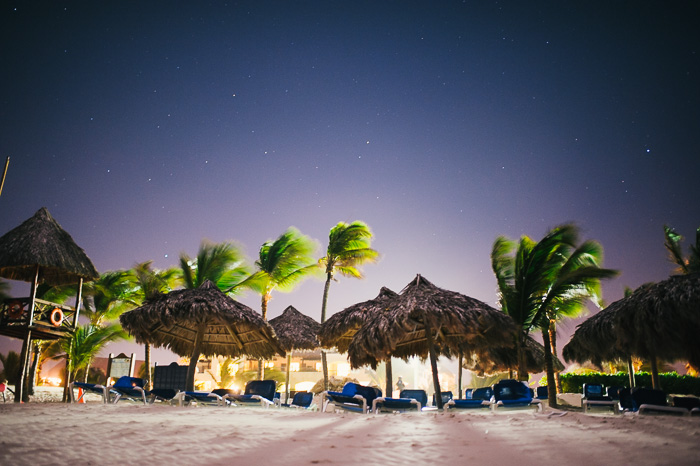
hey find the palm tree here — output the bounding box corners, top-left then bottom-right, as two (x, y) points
(318, 221), (378, 390)
(48, 323), (126, 402)
(124, 261), (181, 389)
(491, 224), (617, 407)
(179, 240), (250, 292)
(177, 240), (251, 386)
(246, 227), (318, 379)
(0, 350), (21, 385)
(664, 225), (700, 274)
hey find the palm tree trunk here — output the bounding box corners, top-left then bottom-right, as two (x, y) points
(83, 358), (92, 383)
(144, 343), (152, 390)
(627, 357), (636, 388)
(516, 332), (528, 382)
(549, 320), (562, 394)
(186, 324), (206, 392)
(542, 326), (557, 408)
(320, 274), (332, 391)
(28, 342), (41, 396)
(650, 355), (660, 389)
(422, 310), (443, 410)
(258, 294), (271, 380)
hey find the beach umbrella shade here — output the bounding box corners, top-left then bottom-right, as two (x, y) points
(269, 305), (320, 402)
(0, 207), (99, 286)
(347, 275), (518, 409)
(563, 274), (700, 389)
(120, 280), (284, 391)
(0, 207), (98, 402)
(464, 334), (565, 376)
(318, 287), (398, 395)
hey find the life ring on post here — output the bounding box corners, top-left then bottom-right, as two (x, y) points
(7, 301), (24, 319)
(49, 308), (64, 327)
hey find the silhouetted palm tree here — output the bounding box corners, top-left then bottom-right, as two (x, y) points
(318, 221), (378, 390)
(491, 224), (617, 407)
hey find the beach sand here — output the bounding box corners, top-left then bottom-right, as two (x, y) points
(1, 390), (699, 465)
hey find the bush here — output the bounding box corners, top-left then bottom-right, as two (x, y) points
(558, 372), (700, 396)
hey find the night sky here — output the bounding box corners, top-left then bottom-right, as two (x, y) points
(1, 1), (699, 363)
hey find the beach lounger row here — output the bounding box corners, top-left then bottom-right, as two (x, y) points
(580, 383), (700, 416)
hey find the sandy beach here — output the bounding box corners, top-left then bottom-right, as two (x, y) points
(1, 390), (699, 466)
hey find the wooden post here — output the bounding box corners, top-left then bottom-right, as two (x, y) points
(16, 265), (40, 402)
(186, 325), (205, 392)
(285, 352), (292, 403)
(627, 357), (636, 388)
(385, 358), (392, 397)
(422, 309), (443, 410)
(457, 351), (463, 399)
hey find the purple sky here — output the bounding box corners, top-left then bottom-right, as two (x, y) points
(1, 1), (699, 363)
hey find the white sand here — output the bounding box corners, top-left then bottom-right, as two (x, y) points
(1, 391), (699, 466)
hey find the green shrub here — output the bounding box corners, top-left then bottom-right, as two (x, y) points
(558, 372), (700, 396)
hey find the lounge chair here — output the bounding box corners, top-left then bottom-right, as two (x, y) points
(536, 386), (548, 400)
(224, 380), (277, 407)
(632, 388), (690, 416)
(432, 391), (454, 407)
(491, 379), (541, 412)
(278, 391), (316, 410)
(582, 383), (618, 414)
(109, 376), (148, 404)
(148, 362), (227, 406)
(321, 382), (382, 413)
(672, 396), (700, 411)
(444, 387), (492, 410)
(69, 381), (110, 404)
(372, 389), (427, 413)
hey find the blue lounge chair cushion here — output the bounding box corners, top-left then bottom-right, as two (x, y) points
(583, 383), (612, 402)
(324, 383), (382, 413)
(471, 387), (493, 400)
(280, 391), (315, 409)
(228, 380), (277, 405)
(110, 376), (148, 404)
(536, 386), (548, 400)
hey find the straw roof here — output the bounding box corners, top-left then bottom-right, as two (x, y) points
(347, 275), (517, 369)
(562, 302), (628, 366)
(317, 287), (398, 352)
(464, 334), (565, 376)
(0, 207), (98, 285)
(268, 305), (320, 352)
(119, 280), (283, 359)
(615, 274), (700, 368)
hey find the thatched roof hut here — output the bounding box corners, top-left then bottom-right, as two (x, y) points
(0, 207), (98, 285)
(269, 305), (320, 401)
(120, 280), (283, 391)
(347, 275), (517, 408)
(318, 287), (398, 352)
(465, 334), (564, 376)
(563, 274), (700, 389)
(269, 305), (320, 352)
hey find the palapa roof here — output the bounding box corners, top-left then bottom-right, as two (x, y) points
(317, 286), (398, 352)
(119, 280), (284, 359)
(563, 274), (700, 368)
(465, 334), (565, 376)
(268, 305), (320, 352)
(0, 207), (98, 285)
(347, 275), (518, 369)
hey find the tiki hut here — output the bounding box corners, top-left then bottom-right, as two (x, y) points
(269, 305), (320, 402)
(563, 274), (700, 389)
(0, 207), (98, 402)
(318, 287), (398, 395)
(347, 275), (517, 409)
(464, 334), (565, 376)
(120, 280), (284, 391)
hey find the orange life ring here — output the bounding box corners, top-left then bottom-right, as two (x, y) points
(49, 308), (63, 327)
(7, 301), (24, 319)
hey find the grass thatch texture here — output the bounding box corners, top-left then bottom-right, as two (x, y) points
(0, 207), (98, 285)
(119, 280), (284, 359)
(464, 334), (564, 376)
(268, 305), (320, 352)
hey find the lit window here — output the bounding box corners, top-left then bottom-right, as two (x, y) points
(337, 363), (351, 377)
(290, 362), (300, 372)
(315, 362), (322, 372)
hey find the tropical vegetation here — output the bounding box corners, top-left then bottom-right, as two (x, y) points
(491, 223), (618, 407)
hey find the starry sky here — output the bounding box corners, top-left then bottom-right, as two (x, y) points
(1, 1), (699, 363)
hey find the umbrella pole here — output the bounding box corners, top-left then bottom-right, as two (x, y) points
(186, 325), (206, 392)
(422, 310), (443, 409)
(285, 352), (291, 403)
(650, 355), (660, 390)
(385, 359), (392, 397)
(458, 351), (463, 399)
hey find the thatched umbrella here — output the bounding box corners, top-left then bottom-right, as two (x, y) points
(269, 305), (320, 402)
(347, 275), (518, 409)
(120, 280), (284, 391)
(0, 207), (98, 402)
(563, 274), (700, 389)
(464, 334), (565, 376)
(318, 287), (398, 395)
